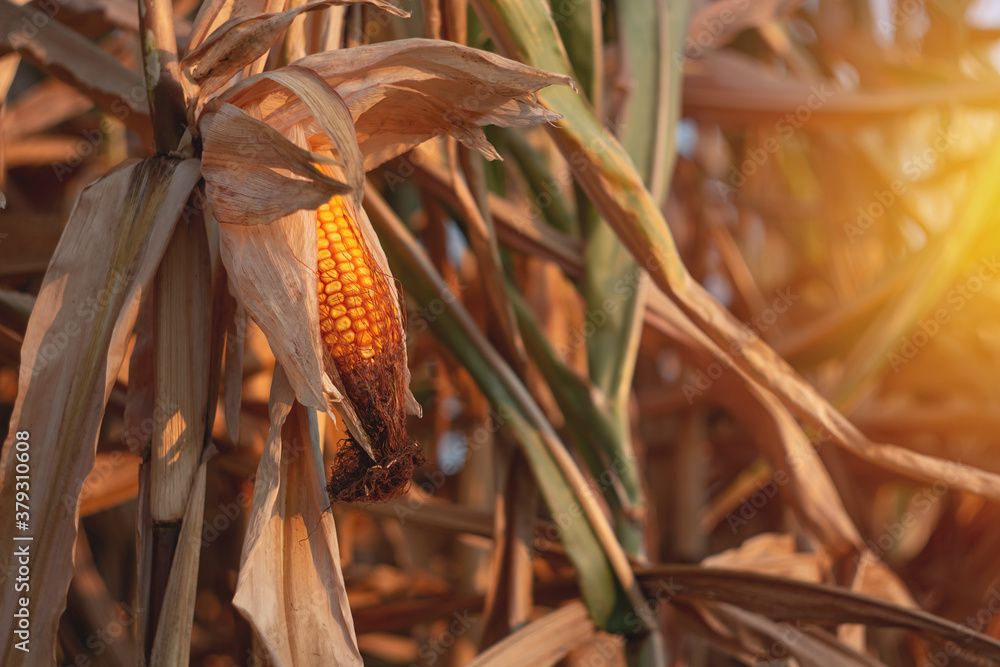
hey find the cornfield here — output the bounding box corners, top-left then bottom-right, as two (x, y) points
(4, 0), (1000, 665)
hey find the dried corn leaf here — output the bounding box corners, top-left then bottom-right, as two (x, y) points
(151, 207), (213, 523)
(255, 39), (571, 168)
(181, 0), (408, 99)
(467, 601), (595, 667)
(840, 557), (920, 653)
(0, 157), (201, 665)
(681, 601), (885, 667)
(638, 566), (1000, 658)
(683, 50), (1000, 125)
(232, 365), (362, 666)
(648, 290), (862, 554)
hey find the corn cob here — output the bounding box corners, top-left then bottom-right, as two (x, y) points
(316, 196), (423, 503)
(317, 197), (400, 365)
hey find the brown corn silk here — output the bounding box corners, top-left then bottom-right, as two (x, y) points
(317, 196), (423, 502)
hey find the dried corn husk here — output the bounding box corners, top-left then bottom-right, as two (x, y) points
(232, 365), (362, 666)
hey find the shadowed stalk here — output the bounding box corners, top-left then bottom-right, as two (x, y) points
(137, 0), (207, 660)
(138, 0), (187, 155)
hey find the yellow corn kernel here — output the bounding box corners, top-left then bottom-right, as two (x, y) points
(316, 196), (400, 369)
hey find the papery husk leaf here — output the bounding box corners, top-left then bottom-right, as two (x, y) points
(214, 65), (365, 195)
(233, 365), (362, 666)
(0, 157), (201, 665)
(181, 0), (408, 100)
(252, 39), (571, 169)
(218, 210), (332, 406)
(201, 102), (351, 226)
(149, 452), (210, 666)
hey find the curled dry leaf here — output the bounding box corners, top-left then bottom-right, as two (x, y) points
(701, 532), (829, 582)
(691, 532), (876, 664)
(268, 39), (572, 168)
(201, 103), (351, 226)
(180, 0), (409, 100)
(201, 66), (365, 227)
(217, 65), (367, 194)
(232, 366), (362, 666)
